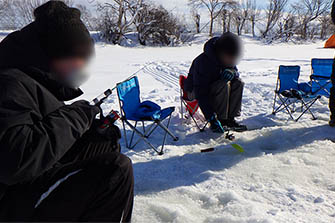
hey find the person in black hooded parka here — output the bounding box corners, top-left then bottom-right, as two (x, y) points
(330, 0), (335, 127)
(184, 32), (247, 133)
(0, 1), (134, 222)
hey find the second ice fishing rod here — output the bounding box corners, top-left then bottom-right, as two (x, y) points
(90, 63), (153, 106)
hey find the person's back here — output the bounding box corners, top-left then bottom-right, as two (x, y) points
(0, 1), (134, 222)
(185, 37), (227, 94)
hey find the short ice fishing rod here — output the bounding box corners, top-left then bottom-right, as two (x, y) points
(89, 63), (153, 133)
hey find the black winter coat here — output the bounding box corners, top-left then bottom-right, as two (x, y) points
(185, 37), (238, 119)
(332, 0), (335, 25)
(0, 22), (95, 199)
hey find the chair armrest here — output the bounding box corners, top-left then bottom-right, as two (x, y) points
(310, 75), (331, 80)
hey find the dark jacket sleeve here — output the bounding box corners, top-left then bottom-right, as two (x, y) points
(0, 78), (93, 185)
(332, 0), (335, 25)
(193, 57), (215, 120)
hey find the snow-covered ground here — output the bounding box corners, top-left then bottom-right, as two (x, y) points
(79, 36), (335, 223)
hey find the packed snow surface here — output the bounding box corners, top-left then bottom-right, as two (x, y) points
(79, 37), (335, 223)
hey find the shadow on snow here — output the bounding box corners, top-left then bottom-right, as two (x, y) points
(132, 123), (335, 195)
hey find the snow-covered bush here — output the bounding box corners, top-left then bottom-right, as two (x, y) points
(136, 5), (186, 46)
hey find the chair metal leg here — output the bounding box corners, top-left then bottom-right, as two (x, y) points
(157, 114), (179, 155)
(157, 116), (179, 141)
(144, 122), (159, 138)
(295, 96), (320, 121)
(312, 80), (331, 97)
(273, 95), (299, 115)
(180, 90), (184, 119)
(128, 122), (157, 150)
(272, 92), (278, 114)
(278, 95), (296, 121)
(159, 116), (170, 155)
(142, 121), (145, 133)
(124, 120), (162, 154)
(121, 119), (129, 149)
(181, 99), (208, 132)
(129, 121), (138, 148)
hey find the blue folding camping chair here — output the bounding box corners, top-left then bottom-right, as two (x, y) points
(309, 58), (333, 98)
(272, 65), (321, 121)
(116, 76), (179, 155)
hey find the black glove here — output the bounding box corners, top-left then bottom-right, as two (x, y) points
(70, 100), (100, 125)
(93, 119), (122, 141)
(60, 122), (121, 164)
(221, 69), (237, 82)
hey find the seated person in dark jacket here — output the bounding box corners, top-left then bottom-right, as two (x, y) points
(184, 32), (246, 133)
(0, 1), (133, 222)
(330, 0), (335, 127)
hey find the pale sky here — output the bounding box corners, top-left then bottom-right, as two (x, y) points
(75, 0), (291, 13)
(75, 0), (189, 12)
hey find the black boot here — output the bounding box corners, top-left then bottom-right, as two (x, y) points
(330, 118), (335, 127)
(220, 118), (247, 132)
(330, 99), (335, 127)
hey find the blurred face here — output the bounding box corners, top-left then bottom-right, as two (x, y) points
(51, 57), (90, 88)
(219, 54), (239, 67)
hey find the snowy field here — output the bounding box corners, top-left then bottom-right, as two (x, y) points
(77, 37), (335, 223)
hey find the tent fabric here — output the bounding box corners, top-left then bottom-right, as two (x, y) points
(325, 34), (335, 48)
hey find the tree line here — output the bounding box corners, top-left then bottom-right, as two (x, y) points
(189, 0), (334, 42)
(0, 0), (333, 45)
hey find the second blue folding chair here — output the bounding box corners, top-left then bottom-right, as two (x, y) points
(272, 65), (321, 122)
(116, 76), (179, 155)
(309, 58), (333, 98)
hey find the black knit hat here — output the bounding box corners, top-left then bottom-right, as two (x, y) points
(215, 32), (242, 57)
(33, 1), (94, 59)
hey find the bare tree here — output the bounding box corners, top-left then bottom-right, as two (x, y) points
(218, 1), (237, 33)
(76, 4), (97, 31)
(130, 1), (152, 45)
(319, 14), (334, 39)
(233, 0), (252, 35)
(249, 0), (261, 37)
(292, 0), (331, 40)
(97, 0), (143, 44)
(261, 0), (289, 38)
(0, 0), (73, 29)
(189, 0), (236, 36)
(133, 4), (185, 46)
(276, 10), (297, 41)
(147, 6), (186, 46)
(191, 7), (201, 33)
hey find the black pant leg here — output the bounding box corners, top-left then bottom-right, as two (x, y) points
(210, 80), (229, 120)
(330, 60), (335, 120)
(79, 153), (134, 222)
(210, 78), (244, 120)
(0, 153), (134, 222)
(229, 78), (244, 118)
